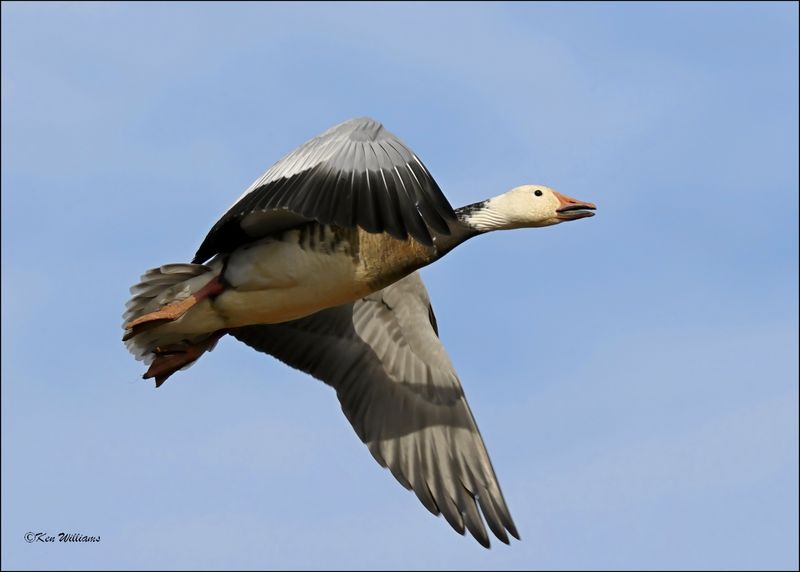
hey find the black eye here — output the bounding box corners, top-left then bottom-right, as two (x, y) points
(534, 190), (543, 197)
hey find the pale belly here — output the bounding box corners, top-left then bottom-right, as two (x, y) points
(212, 231), (370, 328)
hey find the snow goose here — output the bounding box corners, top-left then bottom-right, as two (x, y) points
(123, 117), (596, 547)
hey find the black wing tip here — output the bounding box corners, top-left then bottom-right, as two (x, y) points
(465, 516), (491, 549)
(497, 505), (521, 541)
(441, 510), (467, 538)
(473, 515), (519, 548)
(473, 524), (518, 548)
(475, 533), (491, 549)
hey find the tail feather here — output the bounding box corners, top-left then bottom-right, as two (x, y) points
(123, 262), (221, 376)
(124, 263), (212, 325)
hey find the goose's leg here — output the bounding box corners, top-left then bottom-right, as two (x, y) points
(144, 330), (227, 388)
(124, 276), (225, 339)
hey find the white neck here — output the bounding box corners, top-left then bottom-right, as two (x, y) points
(456, 192), (533, 232)
(456, 202), (504, 232)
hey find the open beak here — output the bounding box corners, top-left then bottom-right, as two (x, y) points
(555, 191), (596, 221)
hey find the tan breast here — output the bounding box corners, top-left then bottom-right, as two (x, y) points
(352, 227), (439, 291)
(296, 223), (439, 292)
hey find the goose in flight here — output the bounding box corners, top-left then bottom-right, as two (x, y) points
(123, 117), (596, 547)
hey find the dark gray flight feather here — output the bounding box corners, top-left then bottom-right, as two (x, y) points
(230, 272), (519, 547)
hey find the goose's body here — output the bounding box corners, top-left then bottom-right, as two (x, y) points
(122, 117), (596, 548)
(169, 221), (444, 335)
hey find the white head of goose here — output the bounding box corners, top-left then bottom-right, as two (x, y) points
(123, 117), (596, 548)
(456, 184), (596, 233)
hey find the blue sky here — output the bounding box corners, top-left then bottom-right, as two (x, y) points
(2, 2), (797, 570)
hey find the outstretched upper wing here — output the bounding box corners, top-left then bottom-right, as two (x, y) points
(230, 272), (519, 547)
(193, 118), (457, 263)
